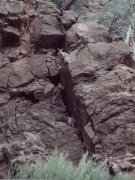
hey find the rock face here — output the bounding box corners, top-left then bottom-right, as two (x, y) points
(0, 0), (84, 178)
(1, 0), (135, 178)
(61, 21), (135, 173)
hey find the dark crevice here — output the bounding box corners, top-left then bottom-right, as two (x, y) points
(9, 91), (39, 103)
(59, 66), (96, 153)
(7, 79), (35, 89)
(61, 89), (72, 116)
(49, 73), (61, 86)
(49, 72), (72, 117)
(106, 65), (114, 71)
(46, 65), (86, 151)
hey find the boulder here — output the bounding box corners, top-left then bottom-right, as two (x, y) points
(65, 21), (112, 52)
(37, 0), (61, 15)
(30, 15), (65, 49)
(28, 54), (61, 78)
(8, 59), (34, 88)
(61, 10), (78, 30)
(28, 55), (49, 78)
(0, 0), (25, 16)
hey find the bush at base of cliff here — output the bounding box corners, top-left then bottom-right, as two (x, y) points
(9, 151), (132, 180)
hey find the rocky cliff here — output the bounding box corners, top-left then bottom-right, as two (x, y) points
(0, 0), (135, 178)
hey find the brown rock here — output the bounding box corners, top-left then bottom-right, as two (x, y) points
(37, 0), (61, 15)
(8, 59), (34, 88)
(0, 0), (85, 178)
(61, 10), (78, 30)
(61, 40), (135, 167)
(65, 21), (112, 52)
(30, 15), (65, 49)
(0, 0), (25, 16)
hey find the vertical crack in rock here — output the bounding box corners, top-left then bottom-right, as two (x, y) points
(0, 0), (85, 178)
(61, 19), (135, 174)
(2, 0), (135, 177)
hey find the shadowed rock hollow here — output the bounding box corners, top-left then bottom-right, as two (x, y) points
(0, 0), (135, 178)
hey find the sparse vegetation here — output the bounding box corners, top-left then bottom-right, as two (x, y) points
(52, 0), (135, 61)
(9, 151), (132, 180)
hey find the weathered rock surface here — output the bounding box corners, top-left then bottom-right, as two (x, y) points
(61, 10), (78, 30)
(61, 20), (135, 173)
(65, 21), (112, 52)
(107, 154), (135, 174)
(0, 0), (25, 15)
(1, 0), (135, 177)
(30, 15), (65, 49)
(0, 0), (84, 178)
(36, 0), (61, 15)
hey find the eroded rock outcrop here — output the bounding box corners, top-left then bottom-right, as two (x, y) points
(61, 20), (135, 173)
(0, 0), (84, 178)
(1, 0), (135, 178)
(65, 21), (112, 52)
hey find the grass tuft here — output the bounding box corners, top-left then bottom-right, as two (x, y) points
(9, 151), (133, 180)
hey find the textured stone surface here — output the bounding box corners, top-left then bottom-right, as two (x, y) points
(61, 23), (135, 173)
(1, 0), (135, 177)
(61, 42), (135, 158)
(0, 0), (84, 178)
(0, 0), (25, 15)
(30, 15), (65, 49)
(61, 10), (78, 30)
(37, 0), (61, 15)
(65, 21), (112, 52)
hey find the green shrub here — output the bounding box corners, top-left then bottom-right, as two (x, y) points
(9, 151), (132, 180)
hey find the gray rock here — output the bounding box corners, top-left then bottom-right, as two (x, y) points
(28, 55), (49, 78)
